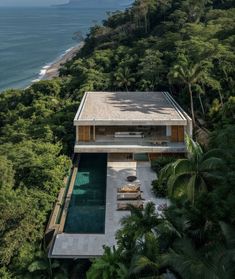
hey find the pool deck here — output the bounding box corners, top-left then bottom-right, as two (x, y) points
(50, 157), (168, 258)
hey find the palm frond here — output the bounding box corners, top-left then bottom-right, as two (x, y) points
(200, 157), (224, 171)
(219, 222), (235, 248)
(187, 174), (197, 202)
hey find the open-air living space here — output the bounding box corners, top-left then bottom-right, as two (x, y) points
(47, 91), (192, 259)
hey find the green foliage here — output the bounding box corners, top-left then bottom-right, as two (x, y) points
(160, 135), (225, 202)
(60, 0), (235, 128)
(0, 267), (12, 279)
(209, 96), (235, 127)
(90, 128), (234, 277)
(0, 0), (235, 277)
(86, 246), (123, 279)
(0, 156), (14, 190)
(152, 179), (167, 198)
(151, 156), (177, 173)
(0, 80), (72, 276)
(151, 157), (177, 197)
(0, 190), (44, 265)
(0, 141), (70, 194)
(27, 251), (69, 279)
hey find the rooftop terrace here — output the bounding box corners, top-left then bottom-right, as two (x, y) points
(74, 91), (191, 126)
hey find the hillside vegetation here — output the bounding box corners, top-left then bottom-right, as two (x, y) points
(0, 0), (234, 278)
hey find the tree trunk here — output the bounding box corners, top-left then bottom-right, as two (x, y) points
(188, 83), (196, 126)
(218, 89), (224, 107)
(198, 93), (205, 116)
(125, 83), (129, 92)
(144, 13), (148, 33)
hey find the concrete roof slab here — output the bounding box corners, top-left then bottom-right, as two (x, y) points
(74, 91), (189, 125)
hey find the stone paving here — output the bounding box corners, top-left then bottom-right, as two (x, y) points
(50, 158), (168, 258)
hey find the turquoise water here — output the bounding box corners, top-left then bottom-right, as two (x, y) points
(0, 7), (119, 92)
(64, 153), (107, 234)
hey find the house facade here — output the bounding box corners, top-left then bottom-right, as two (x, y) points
(47, 91), (192, 259)
(74, 91), (192, 156)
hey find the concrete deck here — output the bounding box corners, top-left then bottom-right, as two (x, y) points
(50, 158), (168, 258)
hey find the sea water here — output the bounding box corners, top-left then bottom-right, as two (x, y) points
(0, 7), (119, 92)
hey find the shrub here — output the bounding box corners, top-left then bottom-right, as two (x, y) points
(151, 156), (177, 173)
(152, 179), (167, 198)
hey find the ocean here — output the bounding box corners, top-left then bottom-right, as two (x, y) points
(0, 7), (120, 92)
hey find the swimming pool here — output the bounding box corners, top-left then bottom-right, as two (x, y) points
(64, 153), (107, 234)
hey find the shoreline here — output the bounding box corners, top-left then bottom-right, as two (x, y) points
(34, 42), (84, 82)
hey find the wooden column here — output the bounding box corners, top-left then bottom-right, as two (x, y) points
(79, 126), (91, 142)
(93, 125), (96, 141)
(76, 126), (79, 142)
(178, 126), (185, 142)
(171, 126), (178, 142)
(171, 126), (185, 142)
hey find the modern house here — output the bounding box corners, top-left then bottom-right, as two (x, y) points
(47, 91), (192, 259)
(74, 91), (192, 156)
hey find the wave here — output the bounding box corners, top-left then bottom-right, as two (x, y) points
(31, 45), (78, 83)
(32, 65), (51, 83)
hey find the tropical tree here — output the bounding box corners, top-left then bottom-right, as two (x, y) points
(131, 232), (161, 277)
(138, 49), (164, 91)
(114, 67), (135, 91)
(159, 135), (224, 203)
(27, 251), (68, 279)
(0, 156), (14, 190)
(133, 0), (157, 33)
(168, 53), (219, 126)
(86, 246), (123, 279)
(118, 202), (159, 241)
(162, 222), (235, 279)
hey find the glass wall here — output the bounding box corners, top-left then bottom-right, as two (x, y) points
(95, 126), (167, 138)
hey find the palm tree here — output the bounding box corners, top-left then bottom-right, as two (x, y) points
(27, 251), (68, 279)
(168, 54), (217, 126)
(162, 231), (235, 279)
(86, 246), (123, 279)
(131, 233), (161, 277)
(159, 135), (224, 203)
(118, 202), (160, 241)
(133, 0), (156, 33)
(114, 67), (135, 91)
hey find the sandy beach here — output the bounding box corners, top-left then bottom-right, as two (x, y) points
(42, 43), (84, 80)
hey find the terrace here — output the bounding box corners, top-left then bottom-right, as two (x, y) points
(49, 154), (169, 258)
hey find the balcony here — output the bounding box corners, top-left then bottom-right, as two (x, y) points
(74, 134), (186, 154)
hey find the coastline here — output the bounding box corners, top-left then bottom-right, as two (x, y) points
(34, 42), (84, 82)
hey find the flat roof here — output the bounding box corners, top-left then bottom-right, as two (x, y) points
(74, 91), (191, 126)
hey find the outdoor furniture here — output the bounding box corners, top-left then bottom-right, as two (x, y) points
(153, 139), (170, 146)
(117, 201), (144, 211)
(114, 132), (144, 138)
(117, 191), (142, 200)
(127, 175), (137, 182)
(117, 184), (140, 193)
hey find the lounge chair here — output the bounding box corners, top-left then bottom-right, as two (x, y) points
(117, 191), (141, 200)
(117, 185), (140, 193)
(117, 201), (144, 211)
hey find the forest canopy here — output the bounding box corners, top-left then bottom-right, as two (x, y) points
(0, 0), (234, 278)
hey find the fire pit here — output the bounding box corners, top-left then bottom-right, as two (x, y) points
(127, 176), (137, 182)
